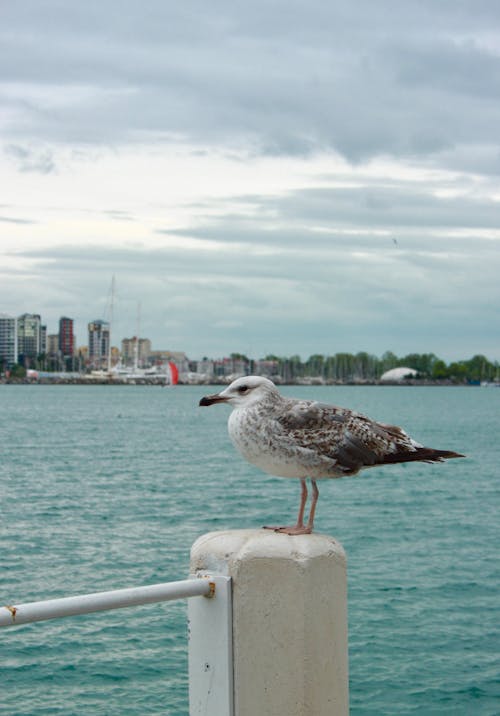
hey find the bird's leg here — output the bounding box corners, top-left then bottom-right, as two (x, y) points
(296, 477), (308, 527)
(263, 478), (313, 535)
(305, 479), (319, 532)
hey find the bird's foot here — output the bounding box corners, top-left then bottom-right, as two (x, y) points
(263, 524), (313, 535)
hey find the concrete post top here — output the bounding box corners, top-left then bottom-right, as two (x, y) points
(190, 529), (349, 716)
(190, 529), (346, 576)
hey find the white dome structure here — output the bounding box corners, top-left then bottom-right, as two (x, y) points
(380, 366), (418, 382)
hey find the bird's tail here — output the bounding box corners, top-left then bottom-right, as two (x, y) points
(381, 447), (465, 465)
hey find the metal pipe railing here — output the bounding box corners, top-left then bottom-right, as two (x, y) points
(0, 578), (214, 627)
(3, 530), (349, 716)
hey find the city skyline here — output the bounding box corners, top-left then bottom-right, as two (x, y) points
(1, 2), (499, 362)
(1, 308), (498, 371)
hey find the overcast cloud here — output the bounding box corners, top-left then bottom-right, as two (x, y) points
(1, 0), (499, 361)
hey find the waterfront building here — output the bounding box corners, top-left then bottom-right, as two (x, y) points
(121, 337), (152, 366)
(46, 333), (61, 371)
(77, 345), (88, 371)
(88, 320), (110, 368)
(47, 333), (63, 371)
(212, 356), (249, 378)
(0, 313), (18, 367)
(59, 317), (75, 359)
(47, 334), (59, 355)
(196, 358), (215, 377)
(17, 313), (45, 367)
(111, 345), (120, 365)
(40, 323), (47, 355)
(149, 350), (189, 373)
(254, 359), (280, 377)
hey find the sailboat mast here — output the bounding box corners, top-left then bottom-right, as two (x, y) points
(133, 302), (141, 372)
(107, 275), (115, 372)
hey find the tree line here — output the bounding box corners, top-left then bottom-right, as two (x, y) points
(244, 351), (499, 383)
(2, 350), (498, 384)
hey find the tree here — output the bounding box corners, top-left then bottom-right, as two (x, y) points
(354, 352), (378, 380)
(465, 354), (493, 382)
(380, 351), (399, 373)
(447, 361), (468, 383)
(333, 353), (355, 382)
(9, 363), (26, 378)
(230, 352), (249, 362)
(401, 353), (439, 376)
(306, 354), (325, 377)
(431, 360), (449, 380)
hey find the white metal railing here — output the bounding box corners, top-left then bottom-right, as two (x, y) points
(3, 531), (349, 716)
(0, 578), (213, 627)
(1, 575), (234, 716)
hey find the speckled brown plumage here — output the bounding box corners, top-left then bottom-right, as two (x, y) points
(200, 376), (464, 534)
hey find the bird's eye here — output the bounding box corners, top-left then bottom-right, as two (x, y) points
(237, 385), (249, 393)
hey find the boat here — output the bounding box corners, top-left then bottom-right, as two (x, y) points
(93, 283), (179, 385)
(110, 361), (178, 384)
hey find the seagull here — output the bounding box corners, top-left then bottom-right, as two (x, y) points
(199, 376), (464, 535)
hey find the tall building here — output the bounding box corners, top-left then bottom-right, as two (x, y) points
(121, 337), (152, 366)
(0, 314), (18, 366)
(88, 320), (110, 368)
(17, 313), (44, 367)
(47, 333), (61, 370)
(59, 316), (74, 358)
(47, 334), (59, 355)
(40, 323), (47, 355)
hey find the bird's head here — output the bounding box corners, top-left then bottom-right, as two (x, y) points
(199, 375), (279, 408)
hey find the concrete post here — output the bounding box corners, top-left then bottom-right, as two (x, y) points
(190, 529), (348, 716)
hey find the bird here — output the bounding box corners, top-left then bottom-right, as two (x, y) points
(199, 375), (464, 535)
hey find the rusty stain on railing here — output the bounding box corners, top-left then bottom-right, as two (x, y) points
(3, 605), (17, 623)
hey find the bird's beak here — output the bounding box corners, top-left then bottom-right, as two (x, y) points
(199, 393), (229, 407)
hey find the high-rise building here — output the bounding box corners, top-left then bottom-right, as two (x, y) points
(0, 314), (18, 366)
(47, 334), (59, 355)
(47, 333), (61, 370)
(121, 337), (152, 366)
(88, 320), (110, 368)
(40, 323), (47, 355)
(17, 313), (44, 367)
(59, 316), (74, 358)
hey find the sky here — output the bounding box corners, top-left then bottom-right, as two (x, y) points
(1, 0), (499, 362)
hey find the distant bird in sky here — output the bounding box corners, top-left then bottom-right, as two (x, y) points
(200, 376), (464, 535)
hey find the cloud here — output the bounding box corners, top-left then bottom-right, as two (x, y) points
(1, 1), (500, 171)
(4, 200), (499, 361)
(1, 1), (499, 362)
(103, 209), (136, 222)
(4, 144), (56, 174)
(160, 177), (500, 245)
(0, 215), (36, 224)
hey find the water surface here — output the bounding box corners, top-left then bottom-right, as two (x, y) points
(1, 385), (498, 714)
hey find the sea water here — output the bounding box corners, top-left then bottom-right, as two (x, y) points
(1, 384), (498, 715)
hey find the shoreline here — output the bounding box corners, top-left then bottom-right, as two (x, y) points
(0, 377), (491, 387)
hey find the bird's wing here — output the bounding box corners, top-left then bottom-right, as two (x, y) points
(274, 400), (417, 473)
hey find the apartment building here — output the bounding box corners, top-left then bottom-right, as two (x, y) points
(0, 314), (18, 366)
